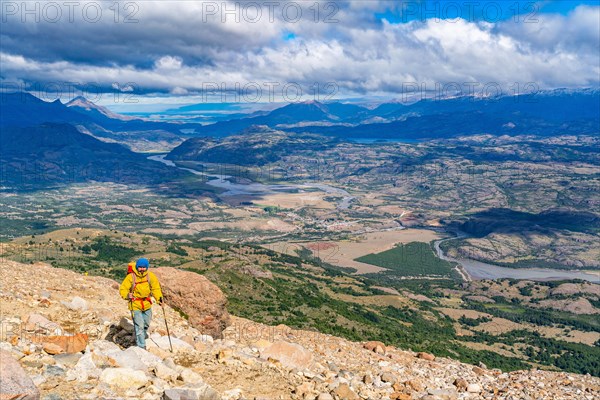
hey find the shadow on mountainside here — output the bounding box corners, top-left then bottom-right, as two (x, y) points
(458, 208), (600, 237)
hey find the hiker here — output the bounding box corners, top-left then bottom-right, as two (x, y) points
(119, 258), (163, 349)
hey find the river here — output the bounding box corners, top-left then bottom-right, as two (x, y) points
(433, 237), (599, 283)
(148, 154), (355, 209)
(150, 154), (598, 283)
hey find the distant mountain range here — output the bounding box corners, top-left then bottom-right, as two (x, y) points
(188, 89), (600, 138)
(164, 89), (599, 164)
(1, 93), (200, 152)
(1, 93), (91, 128)
(1, 89), (598, 189)
(64, 96), (201, 134)
(3, 89), (598, 141)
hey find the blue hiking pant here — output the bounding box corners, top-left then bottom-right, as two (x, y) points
(132, 308), (152, 348)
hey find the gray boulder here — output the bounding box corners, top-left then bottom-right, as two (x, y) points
(163, 383), (219, 400)
(61, 296), (88, 311)
(109, 346), (163, 371)
(65, 351), (101, 382)
(148, 333), (193, 351)
(0, 349), (40, 400)
(53, 352), (82, 368)
(100, 367), (149, 389)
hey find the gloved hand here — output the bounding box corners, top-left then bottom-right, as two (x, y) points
(127, 293), (134, 300)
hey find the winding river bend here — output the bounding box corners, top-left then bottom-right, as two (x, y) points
(148, 154), (355, 209)
(433, 237), (599, 283)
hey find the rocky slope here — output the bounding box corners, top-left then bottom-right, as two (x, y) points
(1, 260), (598, 400)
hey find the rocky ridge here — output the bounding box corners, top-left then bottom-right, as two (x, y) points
(1, 260), (599, 399)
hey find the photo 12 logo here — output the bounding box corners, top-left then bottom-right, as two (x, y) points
(1, 1), (139, 23)
(196, 1), (340, 23)
(399, 1), (539, 23)
(399, 81), (541, 102)
(0, 1), (341, 24)
(199, 81), (338, 103)
(1, 81), (140, 104)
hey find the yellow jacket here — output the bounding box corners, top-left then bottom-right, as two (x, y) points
(119, 265), (163, 311)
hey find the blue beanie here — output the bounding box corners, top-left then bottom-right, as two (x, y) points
(136, 258), (149, 268)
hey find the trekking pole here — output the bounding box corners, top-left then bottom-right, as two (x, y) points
(129, 300), (136, 344)
(160, 301), (173, 352)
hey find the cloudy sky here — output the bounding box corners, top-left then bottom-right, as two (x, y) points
(1, 0), (599, 108)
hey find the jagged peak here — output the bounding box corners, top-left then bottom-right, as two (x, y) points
(66, 96), (136, 121)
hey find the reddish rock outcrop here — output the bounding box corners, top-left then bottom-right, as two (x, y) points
(260, 341), (314, 370)
(363, 341), (386, 355)
(153, 267), (231, 338)
(31, 332), (88, 354)
(417, 352), (436, 361)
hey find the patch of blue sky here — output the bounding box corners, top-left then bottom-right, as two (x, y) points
(283, 31), (297, 41)
(374, 0), (598, 24)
